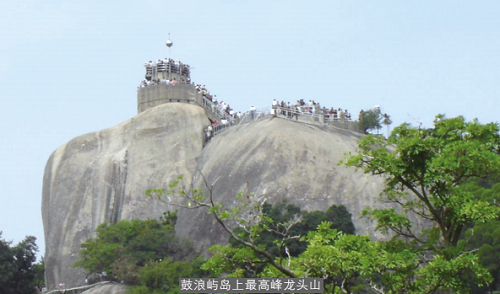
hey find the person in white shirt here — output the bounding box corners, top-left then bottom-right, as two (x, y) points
(250, 106), (256, 119)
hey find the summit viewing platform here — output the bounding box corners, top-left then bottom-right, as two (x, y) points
(137, 38), (361, 142)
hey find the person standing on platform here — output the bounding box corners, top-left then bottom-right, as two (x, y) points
(250, 106), (256, 120)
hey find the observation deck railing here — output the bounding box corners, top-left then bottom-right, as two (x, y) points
(203, 106), (356, 144)
(272, 106), (352, 124)
(138, 81), (357, 143)
(204, 107), (270, 143)
(201, 95), (235, 122)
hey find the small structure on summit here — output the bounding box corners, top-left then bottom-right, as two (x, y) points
(136, 57), (199, 114)
(143, 58), (190, 82)
(136, 36), (200, 114)
(136, 37), (232, 125)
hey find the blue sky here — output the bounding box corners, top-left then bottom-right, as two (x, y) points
(1, 1), (499, 259)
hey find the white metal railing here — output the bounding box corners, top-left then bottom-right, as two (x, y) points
(204, 107), (270, 144)
(44, 281), (114, 294)
(203, 105), (356, 144)
(200, 96), (234, 122)
(237, 107), (271, 124)
(272, 106), (352, 123)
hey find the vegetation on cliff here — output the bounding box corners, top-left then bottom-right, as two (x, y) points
(74, 201), (355, 293)
(358, 107), (393, 134)
(203, 201), (356, 279)
(73, 212), (203, 285)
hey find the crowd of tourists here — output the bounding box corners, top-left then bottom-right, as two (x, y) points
(138, 77), (190, 88)
(196, 84), (246, 122)
(137, 59), (354, 141)
(203, 98), (354, 143)
(271, 99), (352, 122)
(145, 58), (191, 77)
(197, 84), (247, 141)
(137, 58), (192, 89)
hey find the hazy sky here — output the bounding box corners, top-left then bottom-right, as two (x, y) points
(1, 1), (499, 259)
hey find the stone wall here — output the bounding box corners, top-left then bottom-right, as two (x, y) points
(137, 83), (202, 113)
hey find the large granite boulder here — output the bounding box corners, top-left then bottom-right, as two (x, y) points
(42, 103), (386, 290)
(42, 103), (209, 289)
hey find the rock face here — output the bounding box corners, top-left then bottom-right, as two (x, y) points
(42, 103), (209, 289)
(42, 103), (386, 290)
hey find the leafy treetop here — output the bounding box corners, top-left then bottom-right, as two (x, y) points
(358, 108), (383, 134)
(0, 232), (42, 294)
(73, 213), (194, 285)
(343, 114), (500, 248)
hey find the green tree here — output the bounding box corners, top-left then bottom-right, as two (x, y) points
(152, 177), (387, 292)
(341, 114), (500, 292)
(358, 108), (382, 134)
(344, 115), (500, 247)
(381, 113), (393, 136)
(32, 257), (45, 291)
(74, 213), (194, 285)
(234, 201), (355, 256)
(0, 232), (15, 293)
(0, 233), (41, 294)
(148, 182), (300, 279)
(222, 201), (356, 277)
(158, 182), (423, 292)
(128, 257), (210, 294)
(74, 213), (211, 293)
(460, 180), (500, 292)
(11, 236), (39, 293)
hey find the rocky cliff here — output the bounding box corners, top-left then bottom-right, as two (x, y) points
(42, 103), (386, 290)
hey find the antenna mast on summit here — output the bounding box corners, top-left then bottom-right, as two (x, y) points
(166, 33), (173, 58)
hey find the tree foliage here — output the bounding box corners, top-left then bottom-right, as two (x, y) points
(74, 213), (213, 293)
(223, 200), (356, 277)
(358, 108), (383, 134)
(461, 180), (500, 292)
(235, 201), (355, 253)
(151, 176), (383, 292)
(381, 113), (393, 136)
(73, 212), (195, 285)
(0, 232), (42, 294)
(344, 115), (500, 247)
(341, 114), (500, 292)
(127, 257), (209, 294)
